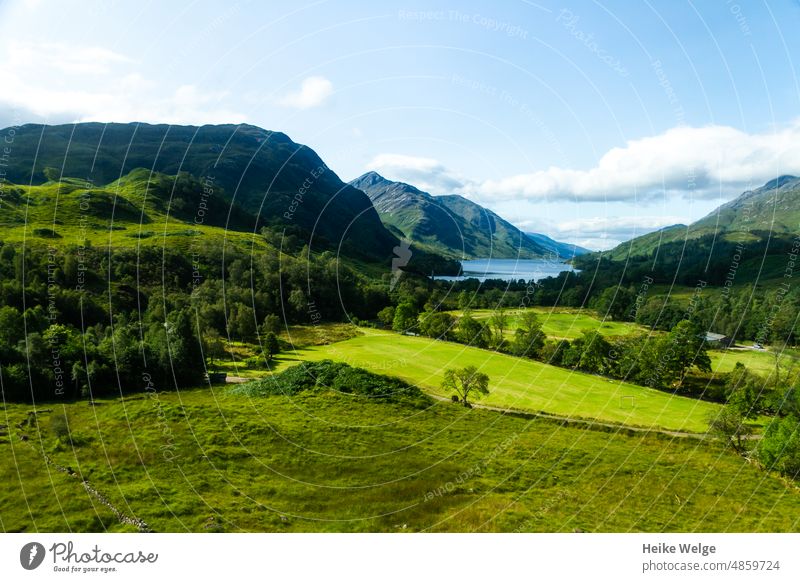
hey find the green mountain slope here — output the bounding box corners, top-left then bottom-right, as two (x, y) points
(603, 176), (800, 261)
(0, 169), (269, 252)
(2, 122), (397, 261)
(351, 171), (557, 259)
(523, 232), (589, 259)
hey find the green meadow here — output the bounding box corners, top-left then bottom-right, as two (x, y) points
(449, 308), (643, 340)
(281, 329), (720, 432)
(1, 387), (798, 533)
(709, 347), (800, 376)
(0, 173), (265, 253)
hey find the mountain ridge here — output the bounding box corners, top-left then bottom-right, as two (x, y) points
(350, 171), (582, 260)
(598, 176), (800, 261)
(1, 122), (398, 262)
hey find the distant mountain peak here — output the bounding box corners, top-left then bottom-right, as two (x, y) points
(762, 175), (798, 191)
(350, 173), (586, 260)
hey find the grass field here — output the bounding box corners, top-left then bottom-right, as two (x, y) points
(1, 387), (798, 533)
(449, 308), (643, 340)
(709, 347), (800, 376)
(0, 174), (266, 254)
(279, 329), (720, 432)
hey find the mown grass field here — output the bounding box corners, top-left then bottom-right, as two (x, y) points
(280, 329), (720, 432)
(448, 308), (643, 340)
(1, 387), (798, 533)
(709, 347), (800, 376)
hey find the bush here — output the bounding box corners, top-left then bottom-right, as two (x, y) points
(231, 360), (430, 407)
(758, 415), (800, 479)
(49, 413), (70, 439)
(33, 228), (61, 238)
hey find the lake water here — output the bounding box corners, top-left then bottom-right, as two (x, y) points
(435, 258), (576, 282)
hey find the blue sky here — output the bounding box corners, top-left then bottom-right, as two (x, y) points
(1, 0), (799, 249)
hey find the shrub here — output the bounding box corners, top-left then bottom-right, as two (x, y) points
(758, 415), (800, 479)
(49, 413), (70, 439)
(231, 360), (430, 408)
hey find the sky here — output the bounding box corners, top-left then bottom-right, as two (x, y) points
(1, 0), (799, 250)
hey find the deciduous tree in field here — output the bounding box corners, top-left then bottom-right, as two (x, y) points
(661, 319), (712, 388)
(377, 306), (395, 328)
(441, 365), (489, 407)
(511, 311), (546, 358)
(489, 308), (509, 348)
(708, 405), (752, 453)
(264, 331), (281, 361)
(456, 313), (490, 348)
(392, 302), (418, 333)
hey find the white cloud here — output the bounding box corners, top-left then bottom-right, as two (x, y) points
(7, 41), (134, 74)
(554, 215), (689, 237)
(515, 215), (689, 251)
(473, 123), (800, 202)
(364, 123), (800, 205)
(276, 76), (333, 109)
(0, 41), (247, 125)
(367, 153), (465, 193)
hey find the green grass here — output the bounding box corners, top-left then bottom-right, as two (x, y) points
(1, 387), (798, 533)
(0, 175), (264, 253)
(450, 307), (643, 340)
(279, 329), (720, 432)
(709, 347), (800, 376)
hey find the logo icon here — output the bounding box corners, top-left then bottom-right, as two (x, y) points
(20, 542), (46, 570)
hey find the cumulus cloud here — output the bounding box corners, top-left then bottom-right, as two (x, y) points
(366, 153), (465, 193)
(7, 41), (134, 74)
(473, 123), (800, 202)
(0, 41), (247, 124)
(517, 215), (690, 251)
(367, 122), (800, 204)
(276, 76), (333, 109)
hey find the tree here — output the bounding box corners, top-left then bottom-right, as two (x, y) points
(0, 306), (23, 356)
(456, 313), (489, 348)
(572, 330), (611, 374)
(441, 365), (489, 407)
(661, 319), (712, 388)
(392, 302), (418, 333)
(541, 339), (570, 366)
(489, 308), (508, 347)
(418, 311), (454, 340)
(457, 290), (471, 311)
(511, 311), (545, 358)
(377, 306), (395, 328)
(725, 363), (762, 418)
(708, 405), (752, 453)
(204, 328), (226, 369)
(593, 286), (635, 321)
(758, 415), (800, 479)
(264, 331), (281, 361)
(262, 313), (282, 334)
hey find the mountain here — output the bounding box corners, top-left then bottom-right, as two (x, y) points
(0, 169), (269, 252)
(601, 176), (800, 261)
(524, 232), (590, 259)
(1, 122), (398, 262)
(351, 172), (578, 260)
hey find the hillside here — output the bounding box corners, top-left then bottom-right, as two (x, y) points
(602, 176), (800, 261)
(3, 383), (798, 532)
(0, 169), (266, 252)
(351, 172), (553, 259)
(524, 232), (590, 259)
(1, 122), (397, 262)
